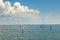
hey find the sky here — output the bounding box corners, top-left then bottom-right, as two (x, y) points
(0, 0), (60, 25)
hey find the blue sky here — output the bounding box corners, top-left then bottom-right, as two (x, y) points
(3, 0), (60, 20)
(4, 0), (60, 15)
(0, 0), (60, 24)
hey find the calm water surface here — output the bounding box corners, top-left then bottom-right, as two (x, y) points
(0, 25), (60, 40)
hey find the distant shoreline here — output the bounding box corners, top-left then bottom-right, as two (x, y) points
(0, 24), (60, 26)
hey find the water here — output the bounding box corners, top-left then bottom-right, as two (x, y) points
(0, 25), (60, 40)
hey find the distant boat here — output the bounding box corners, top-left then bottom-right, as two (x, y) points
(50, 25), (52, 31)
(21, 25), (25, 35)
(40, 25), (47, 28)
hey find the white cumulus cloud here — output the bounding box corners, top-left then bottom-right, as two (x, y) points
(0, 0), (41, 24)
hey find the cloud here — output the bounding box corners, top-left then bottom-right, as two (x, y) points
(0, 0), (40, 16)
(0, 0), (41, 24)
